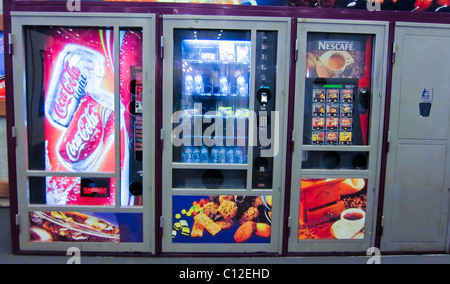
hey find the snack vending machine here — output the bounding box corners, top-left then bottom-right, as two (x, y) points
(11, 14), (156, 253)
(287, 20), (388, 253)
(161, 16), (290, 253)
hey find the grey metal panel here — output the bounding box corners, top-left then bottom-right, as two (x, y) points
(382, 23), (450, 253)
(397, 35), (450, 140)
(389, 144), (447, 243)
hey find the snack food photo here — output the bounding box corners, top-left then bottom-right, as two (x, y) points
(172, 195), (272, 244)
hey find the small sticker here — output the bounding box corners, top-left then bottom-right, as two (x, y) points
(421, 88), (433, 102)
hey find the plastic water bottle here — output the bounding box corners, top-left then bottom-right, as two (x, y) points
(184, 75), (194, 96)
(201, 146), (210, 163)
(218, 147), (226, 164)
(183, 147), (193, 163)
(235, 147), (245, 164)
(220, 76), (229, 96)
(192, 147), (201, 163)
(210, 147), (219, 164)
(226, 147), (235, 164)
(194, 74), (204, 95)
(237, 75), (247, 97)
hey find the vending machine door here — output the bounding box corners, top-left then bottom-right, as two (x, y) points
(288, 19), (388, 253)
(161, 16), (290, 253)
(11, 13), (156, 253)
(381, 23), (450, 253)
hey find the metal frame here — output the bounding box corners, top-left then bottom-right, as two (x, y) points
(161, 15), (291, 254)
(10, 12), (156, 253)
(287, 19), (389, 253)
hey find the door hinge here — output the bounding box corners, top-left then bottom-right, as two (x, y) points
(160, 36), (164, 59)
(287, 216), (292, 228)
(290, 129), (295, 152)
(8, 33), (14, 55)
(160, 216), (164, 229)
(11, 126), (17, 148)
(386, 130), (391, 152)
(15, 214), (20, 226)
(160, 128), (165, 141)
(294, 39), (299, 62)
(391, 42), (396, 64)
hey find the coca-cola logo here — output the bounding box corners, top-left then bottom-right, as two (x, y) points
(53, 63), (84, 120)
(65, 103), (101, 162)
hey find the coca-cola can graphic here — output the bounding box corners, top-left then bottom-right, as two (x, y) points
(46, 44), (106, 127)
(57, 92), (114, 171)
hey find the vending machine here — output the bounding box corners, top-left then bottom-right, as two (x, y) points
(287, 19), (389, 253)
(161, 16), (291, 253)
(11, 13), (156, 253)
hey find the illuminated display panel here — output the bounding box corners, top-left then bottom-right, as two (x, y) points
(24, 27), (144, 207)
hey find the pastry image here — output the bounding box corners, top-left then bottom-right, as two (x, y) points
(239, 206), (260, 225)
(172, 195), (272, 243)
(218, 200), (238, 219)
(202, 202), (219, 218)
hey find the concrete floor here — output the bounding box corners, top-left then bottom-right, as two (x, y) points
(0, 207), (448, 264)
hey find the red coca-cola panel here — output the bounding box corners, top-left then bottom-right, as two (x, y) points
(44, 28), (117, 206)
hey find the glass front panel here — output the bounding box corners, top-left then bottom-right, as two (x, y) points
(25, 27), (115, 172)
(119, 27), (144, 207)
(24, 26), (145, 208)
(298, 178), (367, 240)
(172, 195), (272, 244)
(304, 33), (373, 146)
(172, 29), (251, 164)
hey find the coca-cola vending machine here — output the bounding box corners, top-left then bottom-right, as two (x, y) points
(287, 19), (388, 253)
(11, 14), (155, 252)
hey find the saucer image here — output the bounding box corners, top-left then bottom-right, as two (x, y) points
(331, 219), (364, 240)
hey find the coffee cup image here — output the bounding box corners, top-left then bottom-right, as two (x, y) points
(318, 51), (354, 77)
(331, 208), (365, 239)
